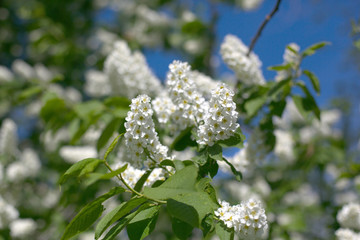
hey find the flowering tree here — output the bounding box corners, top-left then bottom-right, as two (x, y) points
(0, 0), (359, 240)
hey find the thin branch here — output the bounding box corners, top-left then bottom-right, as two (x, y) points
(247, 0), (283, 56)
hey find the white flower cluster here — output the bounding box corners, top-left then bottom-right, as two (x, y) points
(9, 218), (37, 239)
(0, 118), (18, 157)
(220, 35), (265, 86)
(197, 83), (239, 146)
(124, 95), (171, 168)
(84, 70), (111, 97)
(275, 43), (301, 82)
(0, 65), (14, 82)
(104, 40), (162, 98)
(112, 162), (166, 189)
(6, 148), (41, 182)
(59, 146), (97, 164)
(335, 228), (360, 240)
(190, 70), (219, 99)
(0, 196), (19, 229)
(152, 94), (176, 125)
(215, 199), (268, 239)
(337, 203), (360, 231)
(166, 60), (209, 131)
(236, 0), (264, 11)
(273, 129), (295, 162)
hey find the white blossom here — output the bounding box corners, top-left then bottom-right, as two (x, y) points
(152, 93), (176, 125)
(124, 95), (171, 168)
(337, 203), (360, 231)
(191, 70), (219, 99)
(274, 129), (294, 162)
(59, 146), (97, 164)
(197, 83), (239, 146)
(335, 228), (360, 240)
(0, 65), (14, 82)
(12, 59), (35, 80)
(236, 0), (264, 11)
(215, 199), (268, 239)
(220, 35), (265, 86)
(0, 118), (18, 156)
(10, 219), (37, 239)
(84, 69), (111, 97)
(0, 196), (19, 229)
(104, 40), (162, 98)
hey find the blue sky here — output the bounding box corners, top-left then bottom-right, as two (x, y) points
(145, 0), (360, 110)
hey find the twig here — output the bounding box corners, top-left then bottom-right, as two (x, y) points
(247, 0), (283, 56)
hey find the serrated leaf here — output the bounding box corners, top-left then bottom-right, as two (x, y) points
(104, 134), (123, 160)
(303, 70), (320, 94)
(61, 187), (124, 240)
(302, 41), (330, 57)
(127, 206), (160, 240)
(143, 165), (198, 200)
(95, 197), (147, 239)
(59, 158), (103, 185)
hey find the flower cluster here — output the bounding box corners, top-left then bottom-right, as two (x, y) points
(165, 60), (209, 131)
(59, 146), (97, 164)
(124, 95), (171, 168)
(190, 70), (219, 99)
(0, 118), (18, 157)
(152, 94), (176, 124)
(104, 40), (162, 98)
(335, 228), (360, 240)
(220, 34), (265, 86)
(84, 70), (111, 97)
(215, 199), (268, 239)
(337, 203), (360, 231)
(197, 83), (239, 146)
(275, 43), (301, 82)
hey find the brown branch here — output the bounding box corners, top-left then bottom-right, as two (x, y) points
(247, 0), (282, 56)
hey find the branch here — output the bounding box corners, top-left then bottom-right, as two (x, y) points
(247, 0), (282, 56)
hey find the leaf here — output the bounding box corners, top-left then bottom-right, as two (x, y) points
(286, 45), (299, 55)
(218, 128), (245, 148)
(267, 64), (291, 71)
(59, 158), (103, 185)
(167, 192), (218, 228)
(207, 144), (223, 161)
(61, 187), (124, 240)
(215, 222), (234, 240)
(104, 96), (131, 109)
(127, 206), (161, 240)
(143, 165), (198, 200)
(196, 178), (218, 205)
(171, 218), (193, 240)
(221, 157), (242, 181)
(74, 100), (104, 120)
(104, 134), (123, 161)
(292, 93), (320, 121)
(244, 96), (267, 117)
(95, 197), (147, 239)
(302, 41), (330, 57)
(173, 159), (186, 171)
(267, 78), (292, 99)
(159, 159), (175, 168)
(97, 118), (123, 152)
(170, 127), (196, 151)
(17, 86), (42, 101)
(302, 70), (320, 94)
(133, 169), (153, 193)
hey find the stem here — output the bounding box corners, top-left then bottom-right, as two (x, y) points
(103, 161), (166, 204)
(247, 0), (282, 56)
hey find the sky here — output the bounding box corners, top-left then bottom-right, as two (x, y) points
(145, 0), (360, 110)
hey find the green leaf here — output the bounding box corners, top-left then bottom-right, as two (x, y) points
(61, 187), (124, 240)
(127, 206), (160, 240)
(215, 222), (234, 240)
(74, 100), (104, 120)
(104, 96), (131, 108)
(159, 159), (175, 168)
(170, 127), (196, 151)
(292, 91), (320, 120)
(267, 78), (292, 99)
(133, 169), (153, 193)
(196, 178), (218, 205)
(218, 128), (245, 148)
(59, 158), (103, 185)
(287, 45), (299, 55)
(104, 134), (123, 160)
(17, 86), (42, 102)
(244, 96), (267, 117)
(173, 159), (186, 171)
(302, 70), (320, 94)
(40, 97), (73, 130)
(97, 118), (123, 152)
(221, 157), (242, 181)
(167, 192), (218, 228)
(95, 197), (147, 239)
(143, 165), (198, 200)
(267, 64), (291, 71)
(171, 218), (193, 240)
(101, 205), (148, 240)
(207, 144), (223, 161)
(302, 41), (330, 57)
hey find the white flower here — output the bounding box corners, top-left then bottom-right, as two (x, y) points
(335, 228), (360, 240)
(124, 95), (171, 168)
(190, 70), (219, 99)
(84, 69), (111, 97)
(197, 83), (239, 146)
(215, 199), (268, 239)
(337, 203), (360, 231)
(152, 93), (176, 125)
(59, 146), (97, 164)
(0, 118), (18, 157)
(12, 59), (35, 80)
(236, 0), (264, 11)
(0, 196), (19, 229)
(10, 219), (37, 239)
(34, 63), (54, 82)
(104, 40), (162, 98)
(220, 35), (265, 86)
(0, 65), (14, 82)
(274, 129), (294, 162)
(166, 60), (209, 132)
(6, 149), (41, 182)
